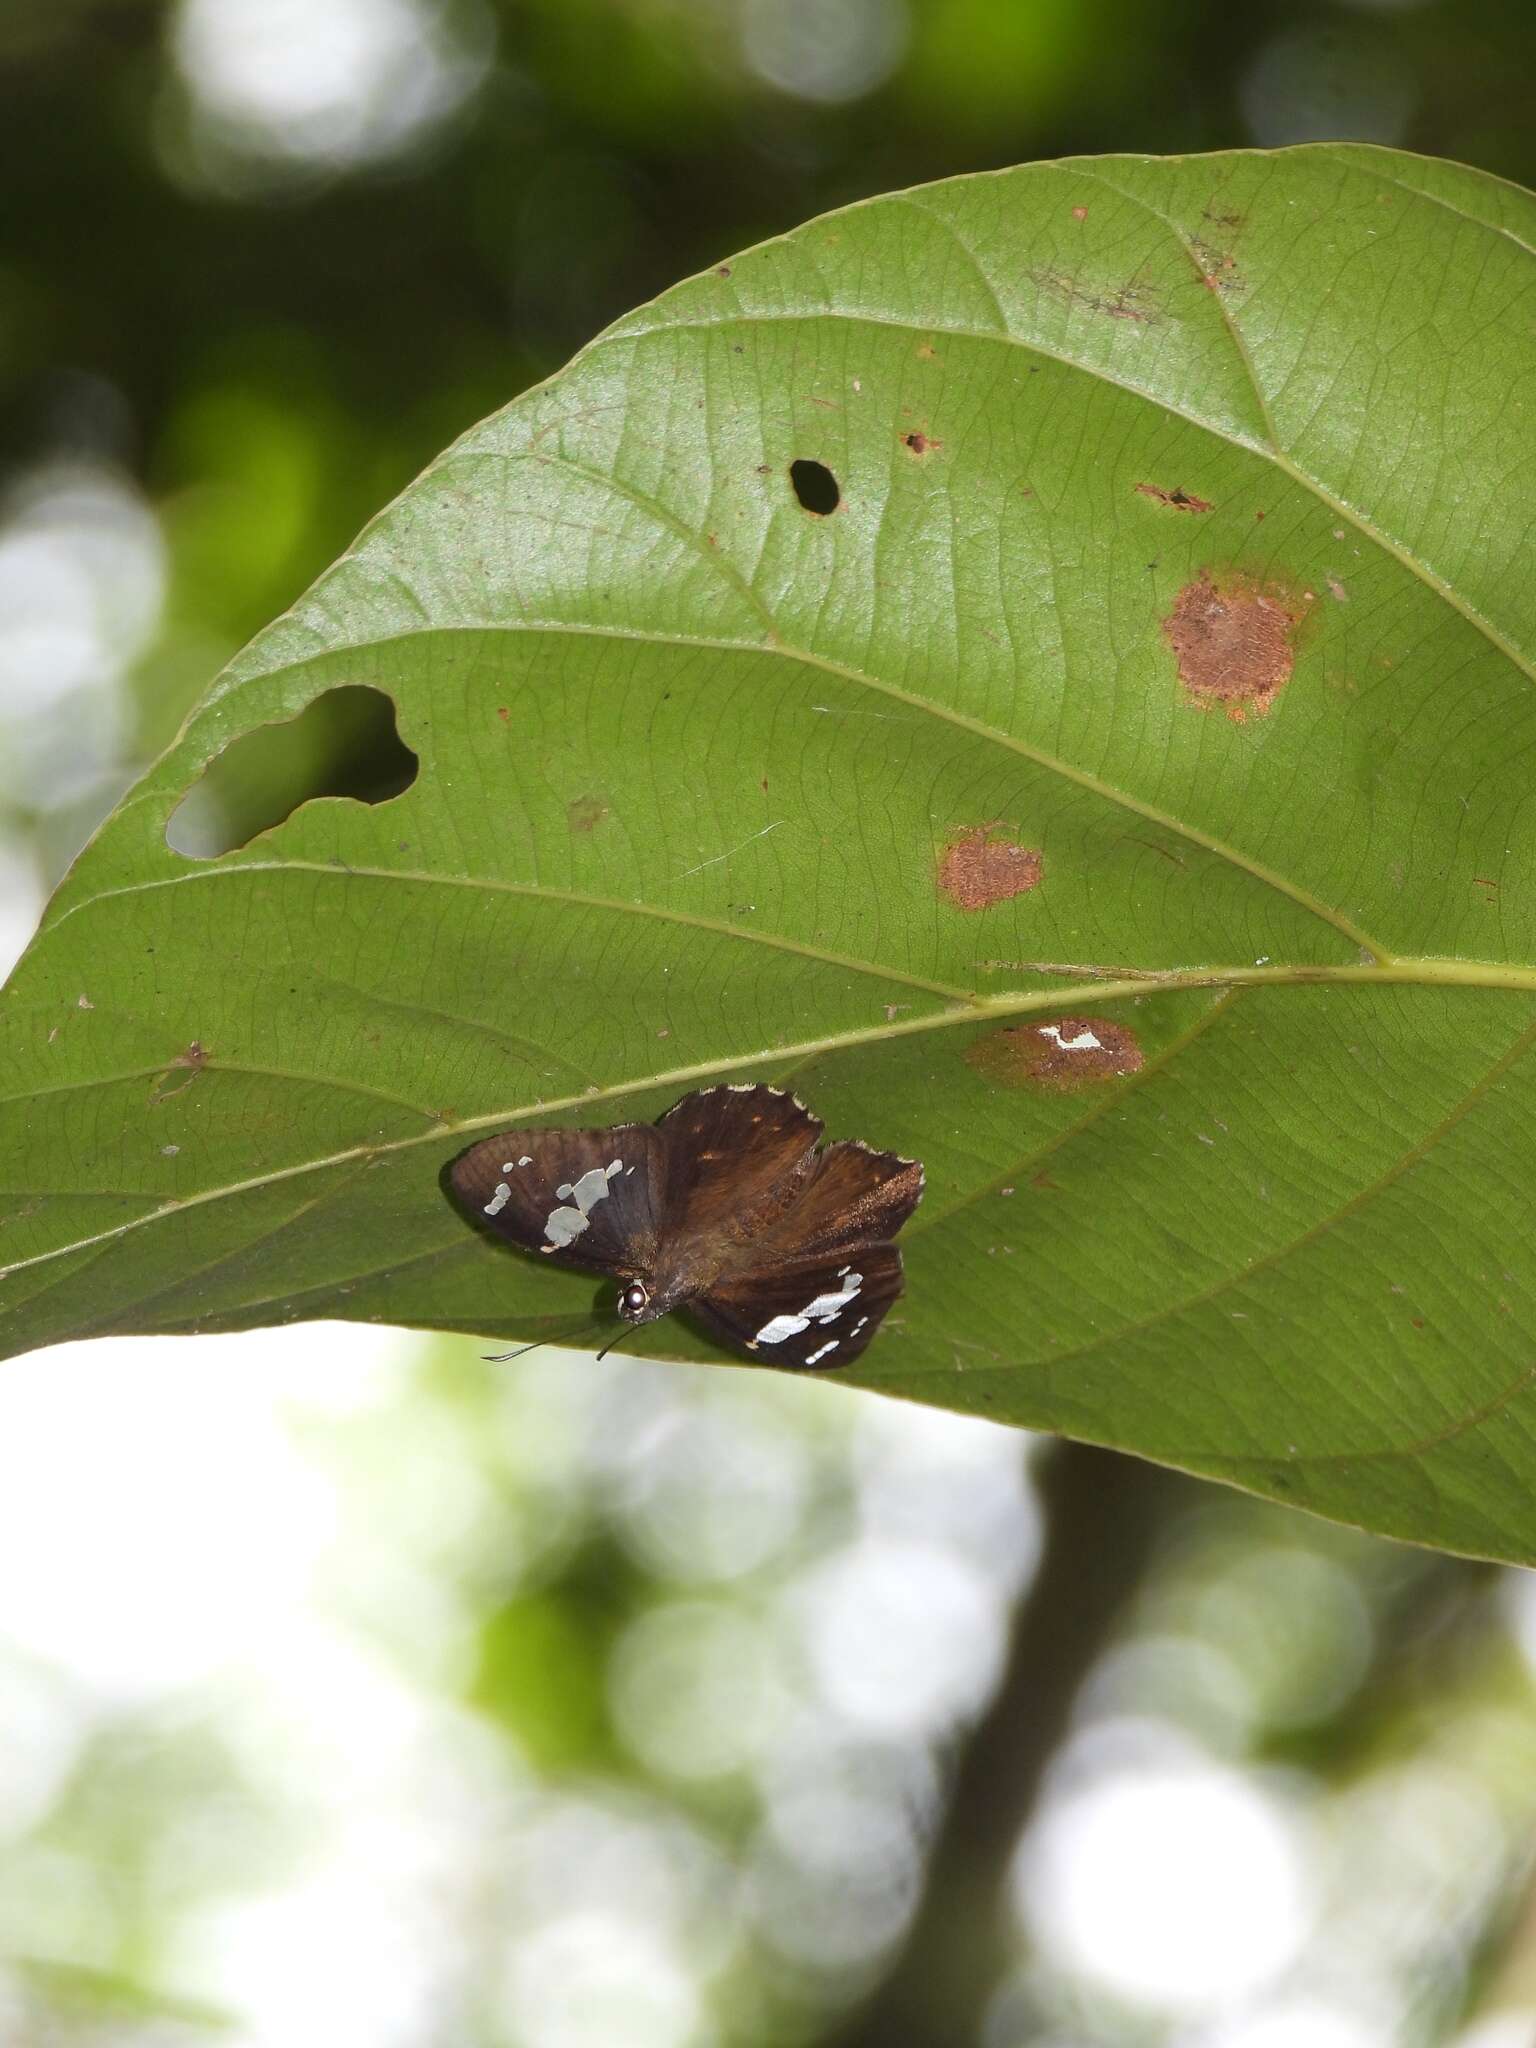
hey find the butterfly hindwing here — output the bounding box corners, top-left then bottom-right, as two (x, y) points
(448, 1124), (669, 1277)
(692, 1241), (905, 1370)
(656, 1085), (823, 1248)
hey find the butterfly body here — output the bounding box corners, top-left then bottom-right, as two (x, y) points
(448, 1084), (923, 1369)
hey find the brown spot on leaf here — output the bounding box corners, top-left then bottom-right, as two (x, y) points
(902, 428), (942, 457)
(1162, 571), (1309, 722)
(1135, 483), (1213, 513)
(966, 1016), (1144, 1092)
(937, 825), (1043, 910)
(1071, 204), (1088, 221)
(916, 341), (938, 360)
(717, 264), (732, 277)
(1326, 574), (1349, 603)
(567, 794), (610, 833)
(495, 706), (510, 723)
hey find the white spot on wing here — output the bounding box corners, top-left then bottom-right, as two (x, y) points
(803, 1271), (863, 1321)
(568, 1164), (614, 1210)
(542, 1206), (588, 1247)
(755, 1314), (809, 1346)
(754, 1268), (863, 1346)
(544, 1158), (624, 1248)
(806, 1339), (839, 1365)
(484, 1183), (512, 1216)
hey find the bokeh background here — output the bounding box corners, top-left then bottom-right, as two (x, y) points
(6, 2), (1536, 2043)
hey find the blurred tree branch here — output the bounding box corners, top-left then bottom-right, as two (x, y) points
(834, 1438), (1183, 2048)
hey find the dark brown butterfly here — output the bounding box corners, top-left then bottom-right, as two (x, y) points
(447, 1085), (924, 1369)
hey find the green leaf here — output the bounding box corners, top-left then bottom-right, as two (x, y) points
(8, 144), (1536, 1563)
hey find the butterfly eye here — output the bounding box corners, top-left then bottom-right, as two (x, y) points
(620, 1282), (650, 1319)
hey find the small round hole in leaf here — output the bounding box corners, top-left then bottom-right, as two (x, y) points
(790, 458), (840, 515)
(166, 685), (418, 858)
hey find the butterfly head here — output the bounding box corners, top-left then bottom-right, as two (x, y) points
(617, 1279), (661, 1324)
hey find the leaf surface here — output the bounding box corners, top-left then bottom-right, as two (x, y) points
(8, 145), (1536, 1561)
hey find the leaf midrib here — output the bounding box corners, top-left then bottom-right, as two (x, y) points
(5, 955), (1536, 1290)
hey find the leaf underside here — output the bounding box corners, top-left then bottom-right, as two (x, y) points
(7, 144), (1536, 1563)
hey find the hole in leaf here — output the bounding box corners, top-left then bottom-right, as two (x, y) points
(166, 685), (418, 859)
(790, 458), (840, 515)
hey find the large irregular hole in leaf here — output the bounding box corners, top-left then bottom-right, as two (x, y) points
(165, 684), (418, 858)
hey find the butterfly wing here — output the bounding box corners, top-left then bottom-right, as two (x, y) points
(448, 1124), (669, 1278)
(753, 1139), (924, 1262)
(655, 1086), (823, 1251)
(692, 1241), (906, 1369)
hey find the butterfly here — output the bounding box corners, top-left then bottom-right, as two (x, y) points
(447, 1084), (924, 1369)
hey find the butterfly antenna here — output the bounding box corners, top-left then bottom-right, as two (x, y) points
(483, 1318), (607, 1365)
(595, 1325), (641, 1363)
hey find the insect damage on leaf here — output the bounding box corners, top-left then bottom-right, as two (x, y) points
(150, 1041), (209, 1105)
(164, 684), (418, 857)
(1135, 483), (1213, 512)
(1027, 265), (1161, 323)
(789, 459), (840, 515)
(566, 794), (610, 833)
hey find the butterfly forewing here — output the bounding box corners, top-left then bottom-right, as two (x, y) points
(449, 1124), (669, 1277)
(656, 1086), (822, 1249)
(693, 1242), (906, 1370)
